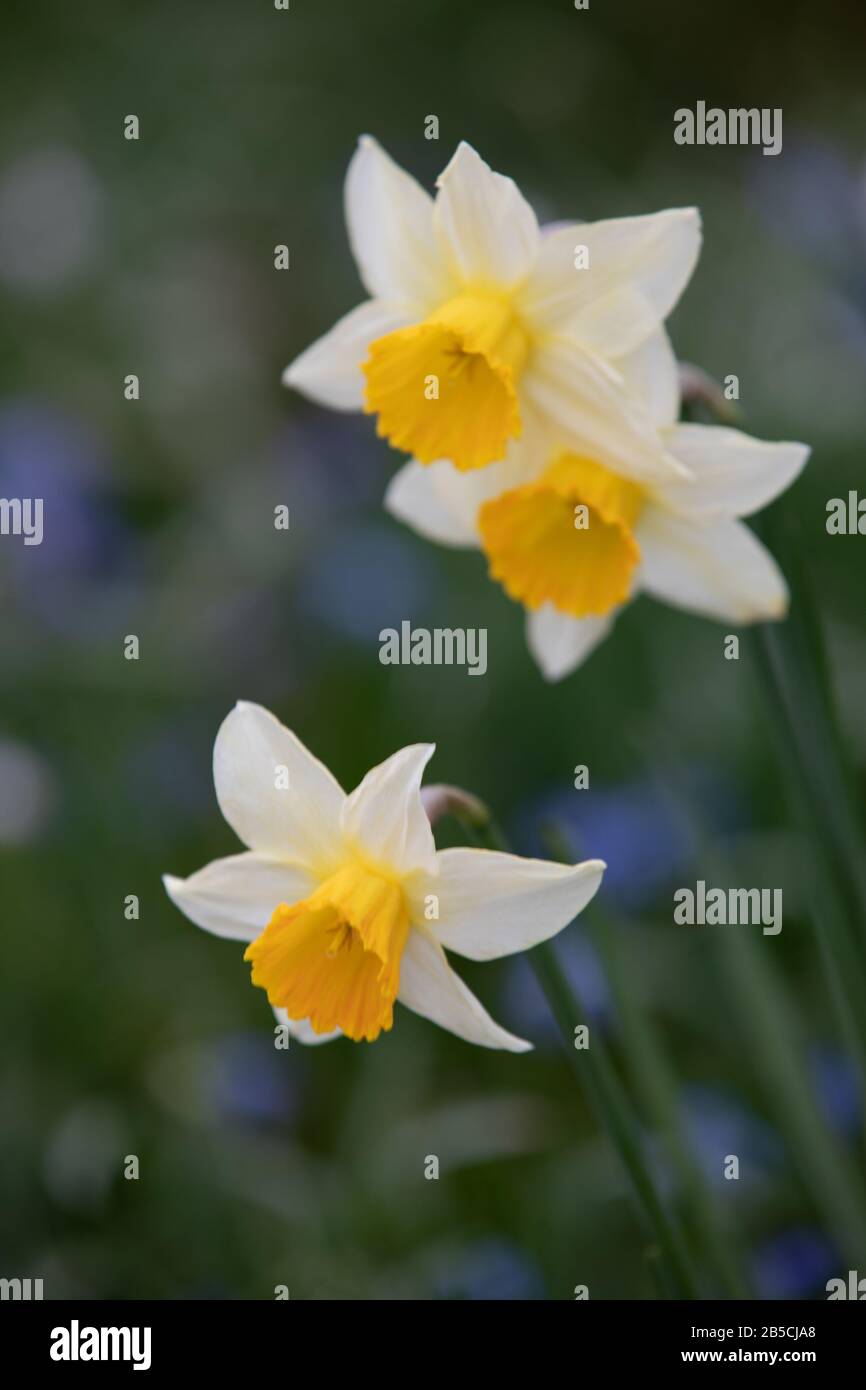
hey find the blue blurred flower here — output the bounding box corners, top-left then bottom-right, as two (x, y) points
(298, 519), (435, 645)
(752, 1227), (839, 1300)
(514, 768), (741, 912)
(647, 1084), (784, 1211)
(0, 401), (136, 630)
(749, 139), (866, 271)
(502, 924), (612, 1048)
(433, 1238), (545, 1300)
(749, 139), (866, 353)
(207, 1032), (301, 1128)
(680, 1084), (784, 1190)
(809, 1044), (863, 1140)
(270, 410), (386, 522)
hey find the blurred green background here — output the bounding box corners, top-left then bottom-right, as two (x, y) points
(1, 0), (865, 1299)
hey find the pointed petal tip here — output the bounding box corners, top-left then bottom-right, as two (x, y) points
(406, 740), (437, 782)
(664, 205), (701, 235)
(403, 740), (437, 766)
(553, 855), (606, 877)
(354, 132), (384, 160)
(221, 698), (263, 729)
(435, 138), (480, 187)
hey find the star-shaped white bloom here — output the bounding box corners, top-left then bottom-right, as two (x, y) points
(284, 136), (701, 484)
(385, 332), (810, 681)
(163, 702), (604, 1047)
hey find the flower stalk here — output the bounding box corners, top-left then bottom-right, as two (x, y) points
(538, 822), (749, 1299)
(687, 381), (866, 1092)
(651, 726), (866, 1267)
(446, 799), (701, 1299)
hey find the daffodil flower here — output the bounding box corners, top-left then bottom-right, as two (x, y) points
(386, 337), (810, 681)
(163, 702), (604, 1047)
(284, 136), (700, 483)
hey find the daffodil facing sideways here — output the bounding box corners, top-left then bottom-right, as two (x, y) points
(283, 135), (701, 484)
(386, 334), (810, 681)
(163, 702), (605, 1048)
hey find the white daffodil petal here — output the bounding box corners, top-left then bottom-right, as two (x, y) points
(616, 326), (680, 430)
(273, 1006), (341, 1047)
(398, 930), (532, 1051)
(564, 283), (661, 359)
(517, 222), (592, 326)
(519, 208), (701, 337)
(162, 853), (315, 943)
(385, 451), (531, 549)
(385, 459), (483, 548)
(341, 743), (438, 876)
(434, 141), (539, 289)
(527, 604), (617, 682)
(345, 135), (449, 311)
(213, 702), (346, 872)
(415, 849), (605, 960)
(653, 425), (811, 520)
(638, 509), (789, 623)
(526, 338), (683, 484)
(282, 299), (410, 410)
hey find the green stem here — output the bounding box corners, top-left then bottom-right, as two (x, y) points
(696, 391), (866, 940)
(723, 931), (866, 1264)
(751, 616), (866, 940)
(455, 810), (701, 1300)
(655, 749), (866, 1266)
(707, 399), (866, 1132)
(748, 609), (866, 1099)
(530, 936), (702, 1300)
(541, 824), (749, 1299)
(590, 905), (751, 1299)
